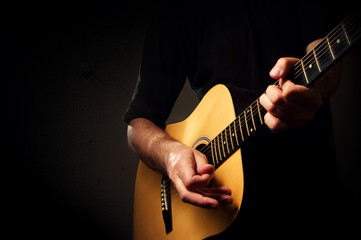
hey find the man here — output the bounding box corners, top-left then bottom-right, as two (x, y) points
(125, 1), (346, 237)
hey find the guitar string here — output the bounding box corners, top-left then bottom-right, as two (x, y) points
(200, 30), (348, 159)
(199, 97), (263, 160)
(291, 12), (360, 79)
(197, 12), (357, 156)
(292, 13), (360, 80)
(161, 13), (361, 193)
(199, 29), (346, 159)
(293, 18), (360, 79)
(241, 13), (360, 126)
(199, 13), (360, 162)
(293, 11), (360, 76)
(295, 12), (360, 78)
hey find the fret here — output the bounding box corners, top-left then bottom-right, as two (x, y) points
(203, 12), (360, 173)
(228, 125), (234, 150)
(216, 135), (222, 162)
(342, 23), (351, 45)
(233, 120), (240, 146)
(249, 106), (256, 131)
(256, 99), (263, 125)
(328, 26), (351, 59)
(314, 38), (334, 74)
(227, 129), (232, 152)
(238, 115), (245, 142)
(326, 36), (335, 59)
(211, 139), (217, 165)
(223, 130), (230, 155)
(344, 12), (361, 43)
(312, 49), (321, 72)
(210, 140), (216, 166)
(302, 51), (320, 85)
(214, 138), (220, 165)
(243, 111), (250, 136)
(300, 59), (309, 84)
(220, 133), (226, 158)
(290, 61), (308, 86)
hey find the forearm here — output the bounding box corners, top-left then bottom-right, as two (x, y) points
(127, 118), (183, 174)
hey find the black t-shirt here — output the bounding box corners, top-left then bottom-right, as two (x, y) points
(124, 1), (338, 127)
(125, 1), (346, 237)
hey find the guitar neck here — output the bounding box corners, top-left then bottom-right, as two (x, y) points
(201, 11), (361, 169)
(289, 11), (361, 87)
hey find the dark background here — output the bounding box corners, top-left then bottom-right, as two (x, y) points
(7, 1), (360, 239)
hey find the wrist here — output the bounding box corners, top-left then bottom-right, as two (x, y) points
(160, 140), (185, 175)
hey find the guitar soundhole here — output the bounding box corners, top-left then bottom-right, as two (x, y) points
(192, 136), (211, 155)
(195, 144), (206, 153)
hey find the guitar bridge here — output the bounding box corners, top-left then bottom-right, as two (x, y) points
(161, 175), (173, 234)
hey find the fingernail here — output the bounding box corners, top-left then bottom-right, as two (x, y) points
(270, 67), (282, 77)
(211, 202), (220, 209)
(223, 196), (233, 204)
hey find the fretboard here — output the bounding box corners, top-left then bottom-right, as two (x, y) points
(289, 11), (361, 87)
(201, 98), (266, 169)
(200, 11), (361, 169)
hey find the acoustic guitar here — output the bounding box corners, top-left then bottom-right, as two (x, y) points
(133, 11), (360, 240)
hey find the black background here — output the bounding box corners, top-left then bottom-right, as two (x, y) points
(7, 1), (360, 239)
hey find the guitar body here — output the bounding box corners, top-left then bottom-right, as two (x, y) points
(132, 12), (361, 239)
(133, 84), (244, 240)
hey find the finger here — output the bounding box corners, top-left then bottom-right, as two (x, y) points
(264, 111), (306, 131)
(180, 168), (213, 190)
(260, 92), (290, 119)
(174, 178), (220, 209)
(197, 187), (233, 205)
(306, 39), (322, 53)
(270, 80), (322, 122)
(172, 150), (211, 190)
(193, 150), (214, 175)
(179, 165), (213, 190)
(260, 92), (275, 115)
(264, 112), (288, 131)
(270, 57), (300, 79)
(199, 186), (232, 195)
(282, 80), (322, 108)
(197, 165), (215, 179)
(263, 85), (310, 120)
(186, 151), (215, 188)
(189, 174), (214, 190)
(264, 84), (285, 109)
(261, 95), (313, 130)
(260, 93), (283, 119)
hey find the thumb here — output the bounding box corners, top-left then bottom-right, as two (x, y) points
(193, 150), (214, 175)
(270, 57), (299, 79)
(197, 164), (215, 176)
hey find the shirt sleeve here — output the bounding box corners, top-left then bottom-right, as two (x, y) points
(123, 5), (187, 128)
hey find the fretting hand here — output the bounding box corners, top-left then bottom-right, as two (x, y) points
(259, 57), (323, 131)
(259, 39), (342, 131)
